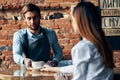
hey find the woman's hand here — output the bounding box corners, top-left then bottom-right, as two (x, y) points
(54, 72), (68, 80)
(41, 64), (53, 72)
(41, 64), (60, 72)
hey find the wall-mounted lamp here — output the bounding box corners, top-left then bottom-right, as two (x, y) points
(48, 12), (63, 19)
(13, 16), (18, 20)
(13, 16), (22, 20)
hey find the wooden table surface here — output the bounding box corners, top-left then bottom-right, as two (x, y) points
(0, 66), (72, 80)
(0, 65), (120, 80)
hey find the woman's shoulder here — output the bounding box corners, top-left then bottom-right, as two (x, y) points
(75, 39), (93, 47)
(72, 39), (96, 52)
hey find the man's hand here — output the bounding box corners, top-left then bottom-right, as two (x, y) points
(24, 58), (32, 69)
(47, 60), (58, 67)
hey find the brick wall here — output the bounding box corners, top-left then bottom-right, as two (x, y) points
(0, 0), (119, 68)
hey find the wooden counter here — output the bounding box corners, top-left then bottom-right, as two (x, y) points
(0, 66), (72, 80)
(1, 66), (119, 80)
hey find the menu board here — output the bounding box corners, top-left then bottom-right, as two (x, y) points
(100, 0), (120, 36)
(99, 0), (120, 50)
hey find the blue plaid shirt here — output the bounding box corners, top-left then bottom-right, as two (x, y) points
(13, 27), (63, 66)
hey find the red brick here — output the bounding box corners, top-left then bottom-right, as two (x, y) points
(63, 43), (74, 50)
(24, 0), (34, 3)
(18, 0), (25, 3)
(63, 49), (71, 54)
(17, 20), (27, 29)
(35, 0), (44, 3)
(65, 33), (74, 39)
(0, 16), (5, 20)
(57, 34), (65, 39)
(3, 3), (13, 9)
(50, 25), (59, 29)
(5, 55), (13, 61)
(11, 3), (21, 9)
(45, 0), (63, 3)
(17, 20), (25, 25)
(63, 0), (79, 2)
(0, 30), (9, 36)
(50, 3), (60, 8)
(59, 39), (70, 44)
(54, 19), (66, 25)
(8, 20), (17, 25)
(70, 39), (79, 45)
(8, 29), (19, 34)
(7, 34), (13, 40)
(57, 27), (72, 34)
(0, 20), (7, 25)
(2, 24), (20, 30)
(60, 2), (78, 9)
(0, 34), (7, 40)
(6, 0), (19, 4)
(62, 27), (73, 33)
(70, 33), (79, 39)
(0, 40), (12, 46)
(20, 24), (27, 29)
(0, 41), (10, 46)
(55, 19), (72, 28)
(0, 0), (7, 4)
(40, 20), (55, 28)
(2, 50), (12, 55)
(37, 3), (50, 9)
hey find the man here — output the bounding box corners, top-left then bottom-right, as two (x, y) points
(13, 3), (63, 69)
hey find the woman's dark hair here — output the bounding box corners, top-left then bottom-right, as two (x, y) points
(72, 2), (114, 68)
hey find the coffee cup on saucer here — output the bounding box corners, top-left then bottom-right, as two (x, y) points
(32, 61), (45, 70)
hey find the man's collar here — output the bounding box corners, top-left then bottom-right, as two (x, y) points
(26, 27), (43, 38)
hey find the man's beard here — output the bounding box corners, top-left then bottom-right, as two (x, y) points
(29, 24), (40, 30)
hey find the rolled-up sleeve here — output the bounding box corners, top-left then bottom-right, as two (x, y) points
(71, 46), (91, 80)
(60, 65), (74, 73)
(50, 30), (63, 61)
(13, 32), (24, 66)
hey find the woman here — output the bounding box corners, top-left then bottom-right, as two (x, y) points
(41, 1), (114, 80)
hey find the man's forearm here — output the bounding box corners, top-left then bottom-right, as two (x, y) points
(13, 54), (24, 66)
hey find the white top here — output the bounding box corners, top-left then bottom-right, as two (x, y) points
(60, 39), (113, 80)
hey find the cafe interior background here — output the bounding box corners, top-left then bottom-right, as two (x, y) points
(0, 0), (119, 69)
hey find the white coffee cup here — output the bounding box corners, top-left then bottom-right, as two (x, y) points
(32, 61), (45, 70)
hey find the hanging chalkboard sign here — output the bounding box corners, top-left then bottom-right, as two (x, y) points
(100, 0), (120, 9)
(99, 0), (120, 50)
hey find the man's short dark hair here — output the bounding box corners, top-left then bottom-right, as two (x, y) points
(21, 3), (41, 18)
